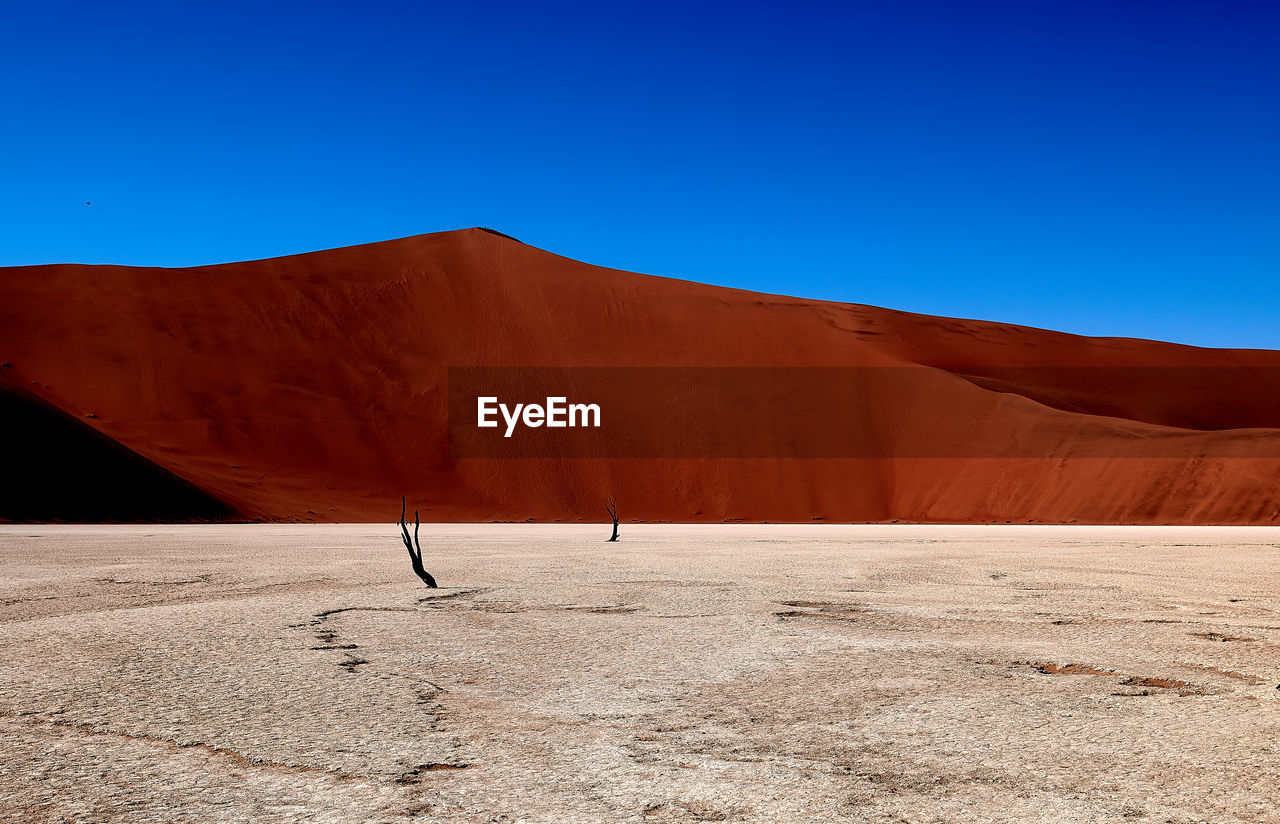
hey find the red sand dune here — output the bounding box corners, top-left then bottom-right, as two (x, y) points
(3, 227), (1279, 524)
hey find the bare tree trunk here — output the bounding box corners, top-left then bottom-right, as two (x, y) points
(400, 496), (438, 587)
(605, 497), (620, 542)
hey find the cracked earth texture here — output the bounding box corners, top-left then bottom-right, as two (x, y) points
(1, 524), (1278, 823)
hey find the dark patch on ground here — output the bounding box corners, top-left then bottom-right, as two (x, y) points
(563, 604), (644, 614)
(775, 601), (870, 621)
(1113, 675), (1206, 697)
(339, 655), (369, 673)
(417, 588), (486, 606)
(1033, 662), (1113, 676)
(395, 762), (471, 784)
(1190, 631), (1257, 642)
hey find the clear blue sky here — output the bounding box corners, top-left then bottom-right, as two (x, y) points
(4, 1), (1278, 349)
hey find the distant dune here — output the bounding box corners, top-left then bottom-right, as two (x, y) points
(3, 227), (1279, 523)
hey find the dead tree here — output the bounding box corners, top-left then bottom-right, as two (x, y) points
(605, 497), (620, 542)
(400, 497), (438, 587)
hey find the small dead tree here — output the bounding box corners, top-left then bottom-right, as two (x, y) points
(605, 497), (620, 542)
(400, 497), (438, 587)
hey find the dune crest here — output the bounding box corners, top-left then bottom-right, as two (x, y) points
(2, 228), (1278, 523)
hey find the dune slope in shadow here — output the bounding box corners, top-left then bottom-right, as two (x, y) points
(0, 383), (235, 522)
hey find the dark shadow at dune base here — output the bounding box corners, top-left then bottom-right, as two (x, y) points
(0, 383), (237, 523)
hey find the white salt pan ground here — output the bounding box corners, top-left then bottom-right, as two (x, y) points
(1, 524), (1278, 823)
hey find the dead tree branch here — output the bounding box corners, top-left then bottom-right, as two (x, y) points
(400, 496), (438, 587)
(605, 497), (620, 542)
